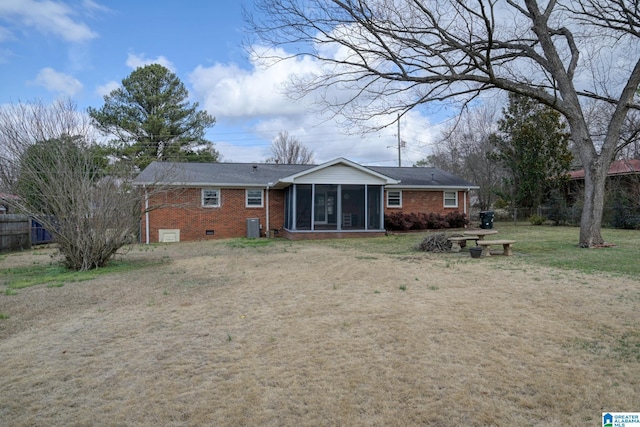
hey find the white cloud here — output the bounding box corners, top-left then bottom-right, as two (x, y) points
(30, 67), (83, 97)
(189, 55), (317, 119)
(95, 80), (120, 97)
(191, 47), (434, 166)
(126, 53), (176, 72)
(82, 0), (110, 16)
(0, 0), (97, 43)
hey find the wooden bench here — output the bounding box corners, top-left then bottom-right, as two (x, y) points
(476, 239), (517, 257)
(448, 236), (480, 253)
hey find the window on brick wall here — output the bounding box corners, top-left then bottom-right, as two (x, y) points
(202, 188), (220, 207)
(246, 189), (264, 207)
(387, 190), (402, 207)
(444, 191), (458, 208)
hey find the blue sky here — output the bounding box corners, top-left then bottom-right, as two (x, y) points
(0, 0), (436, 165)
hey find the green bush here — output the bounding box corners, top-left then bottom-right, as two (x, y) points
(528, 214), (546, 225)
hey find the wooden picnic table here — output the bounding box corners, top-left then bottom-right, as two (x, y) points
(463, 229), (498, 240)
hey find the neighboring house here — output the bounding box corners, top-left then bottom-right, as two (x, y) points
(134, 158), (479, 242)
(567, 159), (640, 204)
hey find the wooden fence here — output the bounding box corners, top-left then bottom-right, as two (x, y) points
(0, 214), (31, 253)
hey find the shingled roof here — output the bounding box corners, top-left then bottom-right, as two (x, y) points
(568, 159), (640, 179)
(134, 158), (478, 189)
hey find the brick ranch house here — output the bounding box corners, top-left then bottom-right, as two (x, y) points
(134, 158), (479, 242)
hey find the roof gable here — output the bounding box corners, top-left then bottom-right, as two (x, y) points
(276, 158), (398, 186)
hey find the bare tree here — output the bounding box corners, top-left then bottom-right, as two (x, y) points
(0, 100), (141, 270)
(424, 102), (503, 210)
(267, 131), (314, 164)
(247, 0), (640, 247)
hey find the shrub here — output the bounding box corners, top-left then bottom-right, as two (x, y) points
(384, 211), (468, 231)
(611, 203), (640, 230)
(444, 211), (469, 228)
(528, 214), (546, 225)
(384, 212), (412, 230)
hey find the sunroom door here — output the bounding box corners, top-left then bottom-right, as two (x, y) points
(314, 192), (327, 224)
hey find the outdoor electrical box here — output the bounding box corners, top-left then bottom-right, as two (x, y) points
(246, 218), (260, 238)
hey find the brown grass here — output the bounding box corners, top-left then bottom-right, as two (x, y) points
(0, 238), (638, 426)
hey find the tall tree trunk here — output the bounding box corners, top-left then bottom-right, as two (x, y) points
(579, 158), (607, 247)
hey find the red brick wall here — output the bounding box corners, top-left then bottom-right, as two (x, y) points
(140, 187), (468, 242)
(142, 187), (285, 242)
(383, 189), (468, 216)
(268, 189), (285, 234)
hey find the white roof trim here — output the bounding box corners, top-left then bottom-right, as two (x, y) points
(276, 157), (400, 185)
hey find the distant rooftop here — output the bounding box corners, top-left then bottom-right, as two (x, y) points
(568, 159), (640, 179)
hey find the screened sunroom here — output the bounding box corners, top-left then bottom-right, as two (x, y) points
(283, 184), (385, 231)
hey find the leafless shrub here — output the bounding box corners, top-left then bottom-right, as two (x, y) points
(0, 99), (142, 270)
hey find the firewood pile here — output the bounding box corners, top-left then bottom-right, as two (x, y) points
(415, 232), (464, 253)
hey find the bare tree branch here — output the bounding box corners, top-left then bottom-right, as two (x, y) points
(266, 131), (314, 164)
(246, 0), (640, 246)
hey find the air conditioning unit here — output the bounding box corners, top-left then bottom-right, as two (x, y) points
(246, 218), (260, 238)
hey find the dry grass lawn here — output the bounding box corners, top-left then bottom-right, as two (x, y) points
(1, 237), (638, 426)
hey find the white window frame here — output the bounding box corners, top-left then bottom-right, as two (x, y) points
(386, 190), (402, 208)
(202, 188), (220, 207)
(444, 191), (458, 208)
(246, 189), (264, 207)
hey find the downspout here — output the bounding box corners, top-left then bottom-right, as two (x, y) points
(144, 185), (150, 245)
(465, 189), (470, 225)
(265, 185), (270, 237)
(464, 190), (468, 215)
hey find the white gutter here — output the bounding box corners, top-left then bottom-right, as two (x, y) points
(384, 184), (480, 190)
(136, 182), (266, 188)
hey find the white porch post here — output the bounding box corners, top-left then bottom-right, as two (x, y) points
(311, 184), (315, 231)
(380, 186), (385, 230)
(292, 185), (297, 231)
(337, 185), (342, 230)
(364, 185), (369, 230)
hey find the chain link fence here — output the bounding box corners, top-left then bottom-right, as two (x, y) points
(470, 205), (640, 228)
